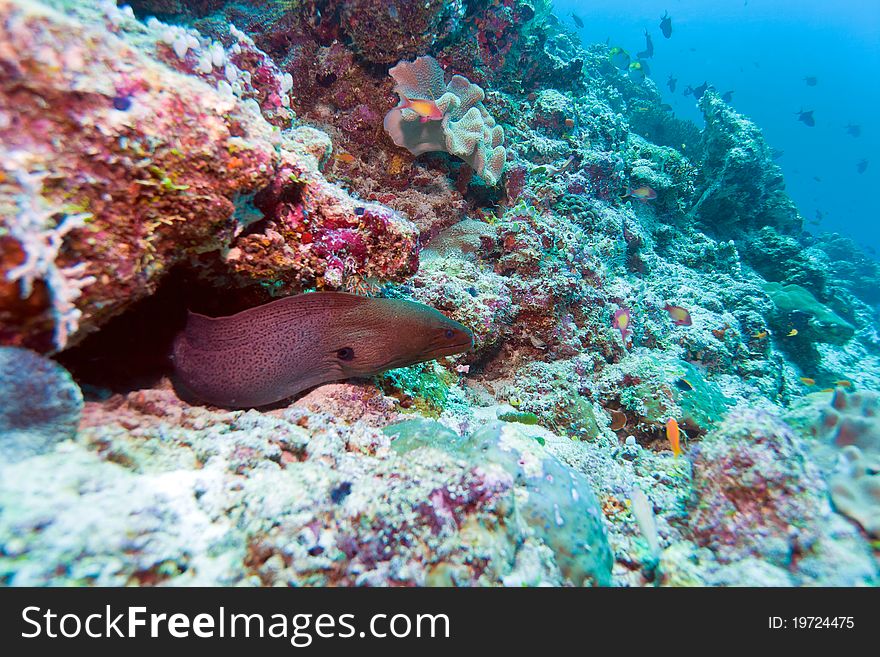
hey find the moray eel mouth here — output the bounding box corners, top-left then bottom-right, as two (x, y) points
(377, 336), (473, 372)
(435, 339), (473, 355)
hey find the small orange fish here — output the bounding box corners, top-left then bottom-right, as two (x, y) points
(834, 380), (852, 387)
(712, 323), (730, 340)
(400, 97), (445, 122)
(664, 303), (692, 326)
(335, 152), (356, 164)
(787, 329), (798, 337)
(799, 377), (816, 386)
(666, 418), (681, 458)
(623, 185), (658, 201)
(820, 388), (835, 393)
(753, 330), (768, 339)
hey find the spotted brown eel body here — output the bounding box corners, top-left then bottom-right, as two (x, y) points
(172, 292), (473, 408)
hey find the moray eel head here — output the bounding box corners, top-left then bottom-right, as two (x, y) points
(327, 297), (474, 378)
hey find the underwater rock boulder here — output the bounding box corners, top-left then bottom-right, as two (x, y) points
(389, 420), (613, 586)
(0, 347), (82, 462)
(422, 218), (497, 260)
(690, 91), (802, 237)
(742, 227), (830, 296)
(688, 407), (875, 584)
(383, 56), (507, 186)
(526, 89), (576, 136)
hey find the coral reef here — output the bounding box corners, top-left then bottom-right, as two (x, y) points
(0, 0), (417, 352)
(383, 56), (506, 186)
(2, 0), (878, 589)
(336, 0), (465, 65)
(690, 91), (802, 237)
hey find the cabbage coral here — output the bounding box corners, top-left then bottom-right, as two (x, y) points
(383, 55), (506, 186)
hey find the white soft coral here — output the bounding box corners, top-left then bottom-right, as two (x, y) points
(4, 168), (95, 350)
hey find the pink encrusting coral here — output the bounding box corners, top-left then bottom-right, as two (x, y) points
(686, 407), (872, 584)
(335, 0), (466, 65)
(383, 56), (506, 185)
(786, 389), (880, 537)
(0, 0), (418, 351)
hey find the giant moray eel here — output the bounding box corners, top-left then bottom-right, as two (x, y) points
(172, 292), (473, 408)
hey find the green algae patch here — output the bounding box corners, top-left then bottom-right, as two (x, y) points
(671, 360), (734, 432)
(380, 361), (457, 417)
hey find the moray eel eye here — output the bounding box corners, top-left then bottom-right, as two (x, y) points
(336, 347), (355, 361)
(444, 329), (455, 339)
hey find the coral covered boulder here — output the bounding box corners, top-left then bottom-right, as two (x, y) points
(383, 56), (506, 185)
(0, 0), (418, 352)
(336, 0), (465, 64)
(691, 91), (802, 236)
(389, 420), (613, 586)
(0, 346), (83, 462)
(689, 409), (835, 573)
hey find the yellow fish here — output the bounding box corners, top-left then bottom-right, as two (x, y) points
(753, 330), (768, 339)
(787, 329), (798, 337)
(799, 377), (816, 386)
(834, 380), (852, 387)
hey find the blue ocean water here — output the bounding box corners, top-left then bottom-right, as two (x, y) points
(554, 0), (880, 258)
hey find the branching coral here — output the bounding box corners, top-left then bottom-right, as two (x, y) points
(3, 170), (96, 350)
(383, 56), (506, 185)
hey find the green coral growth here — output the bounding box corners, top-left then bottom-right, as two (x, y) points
(762, 282), (855, 345)
(379, 361), (456, 416)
